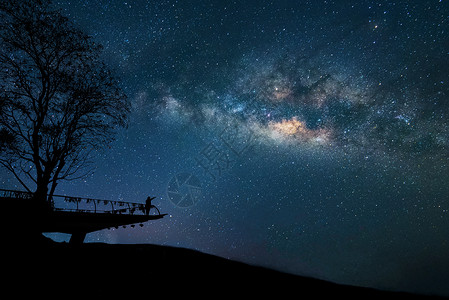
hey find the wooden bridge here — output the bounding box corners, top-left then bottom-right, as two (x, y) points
(0, 189), (167, 244)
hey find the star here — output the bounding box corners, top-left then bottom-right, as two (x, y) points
(4, 1), (448, 296)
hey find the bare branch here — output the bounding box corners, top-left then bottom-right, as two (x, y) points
(0, 0), (129, 201)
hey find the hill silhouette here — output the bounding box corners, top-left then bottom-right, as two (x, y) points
(4, 234), (445, 298)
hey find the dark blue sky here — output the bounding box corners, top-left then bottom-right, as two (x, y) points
(3, 0), (449, 296)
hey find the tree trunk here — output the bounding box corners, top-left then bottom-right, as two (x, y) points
(33, 182), (51, 212)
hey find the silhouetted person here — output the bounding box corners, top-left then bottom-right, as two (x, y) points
(145, 196), (156, 215)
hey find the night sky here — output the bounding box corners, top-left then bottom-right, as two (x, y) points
(3, 0), (449, 296)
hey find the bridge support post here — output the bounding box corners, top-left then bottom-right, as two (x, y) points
(69, 232), (86, 244)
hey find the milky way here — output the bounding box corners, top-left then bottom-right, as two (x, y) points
(155, 48), (448, 166)
(3, 0), (449, 296)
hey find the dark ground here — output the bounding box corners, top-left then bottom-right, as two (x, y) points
(4, 234), (447, 298)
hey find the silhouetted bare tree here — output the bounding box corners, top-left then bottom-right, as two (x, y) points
(0, 0), (129, 207)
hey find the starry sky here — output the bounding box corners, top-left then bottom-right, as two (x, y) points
(3, 0), (449, 296)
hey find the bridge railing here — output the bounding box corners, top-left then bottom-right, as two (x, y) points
(0, 189), (33, 200)
(0, 188), (158, 215)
